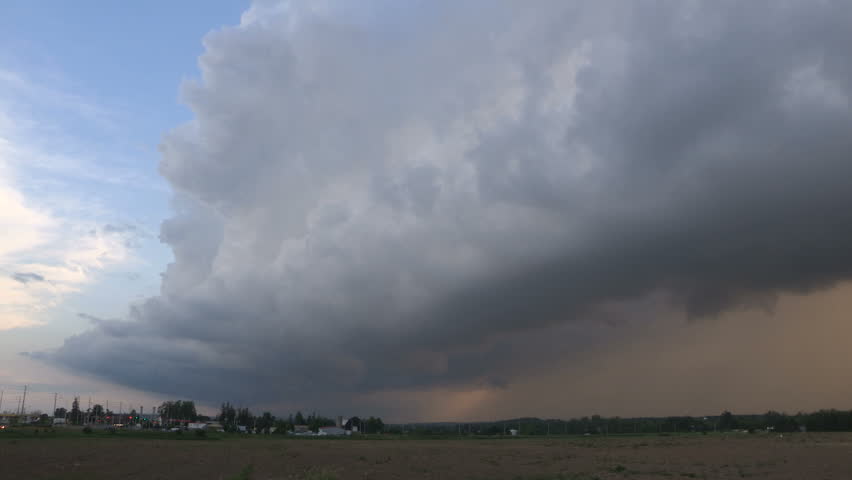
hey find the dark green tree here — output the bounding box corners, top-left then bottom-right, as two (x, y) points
(257, 411), (274, 434)
(219, 402), (237, 429)
(236, 407), (253, 428)
(91, 404), (105, 420)
(70, 397), (82, 425)
(273, 418), (292, 434)
(365, 416), (384, 434)
(718, 411), (735, 431)
(159, 400), (199, 425)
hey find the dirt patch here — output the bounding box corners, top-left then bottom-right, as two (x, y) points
(1, 431), (851, 479)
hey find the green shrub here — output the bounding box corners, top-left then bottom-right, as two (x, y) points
(229, 464), (254, 480)
(302, 468), (338, 480)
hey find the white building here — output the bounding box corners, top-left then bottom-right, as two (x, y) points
(318, 426), (348, 436)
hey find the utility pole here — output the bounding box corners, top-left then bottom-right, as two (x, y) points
(20, 385), (27, 415)
(53, 393), (58, 418)
(0, 390), (4, 413)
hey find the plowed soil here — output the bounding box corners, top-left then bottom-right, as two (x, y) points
(2, 431), (851, 479)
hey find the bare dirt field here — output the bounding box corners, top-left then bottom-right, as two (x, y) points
(2, 430), (851, 479)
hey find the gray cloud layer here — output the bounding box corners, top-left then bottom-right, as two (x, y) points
(12, 272), (45, 284)
(43, 0), (852, 413)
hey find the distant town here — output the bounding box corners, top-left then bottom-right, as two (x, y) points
(4, 391), (852, 437)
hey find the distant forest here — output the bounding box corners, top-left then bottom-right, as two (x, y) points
(389, 410), (852, 435)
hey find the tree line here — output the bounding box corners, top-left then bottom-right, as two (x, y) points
(54, 397), (852, 435)
(216, 402), (384, 434)
(52, 396), (387, 433)
(388, 409), (852, 435)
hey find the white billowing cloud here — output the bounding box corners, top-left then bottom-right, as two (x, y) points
(0, 162), (137, 330)
(45, 0), (852, 413)
(0, 160), (53, 258)
(0, 160), (55, 329)
(0, 74), (142, 331)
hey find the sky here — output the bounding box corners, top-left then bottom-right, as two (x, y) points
(2, 0), (852, 422)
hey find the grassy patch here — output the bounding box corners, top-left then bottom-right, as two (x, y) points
(0, 426), (222, 441)
(229, 464), (254, 480)
(512, 474), (601, 480)
(302, 467), (338, 480)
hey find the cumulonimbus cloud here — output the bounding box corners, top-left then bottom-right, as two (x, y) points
(43, 0), (852, 410)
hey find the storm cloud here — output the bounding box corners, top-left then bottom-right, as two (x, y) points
(44, 0), (852, 413)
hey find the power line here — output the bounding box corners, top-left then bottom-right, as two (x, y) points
(20, 385), (27, 415)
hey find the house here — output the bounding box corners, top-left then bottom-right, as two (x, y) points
(293, 424), (310, 433)
(0, 414), (41, 425)
(188, 422), (207, 430)
(342, 417), (360, 433)
(206, 422), (224, 432)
